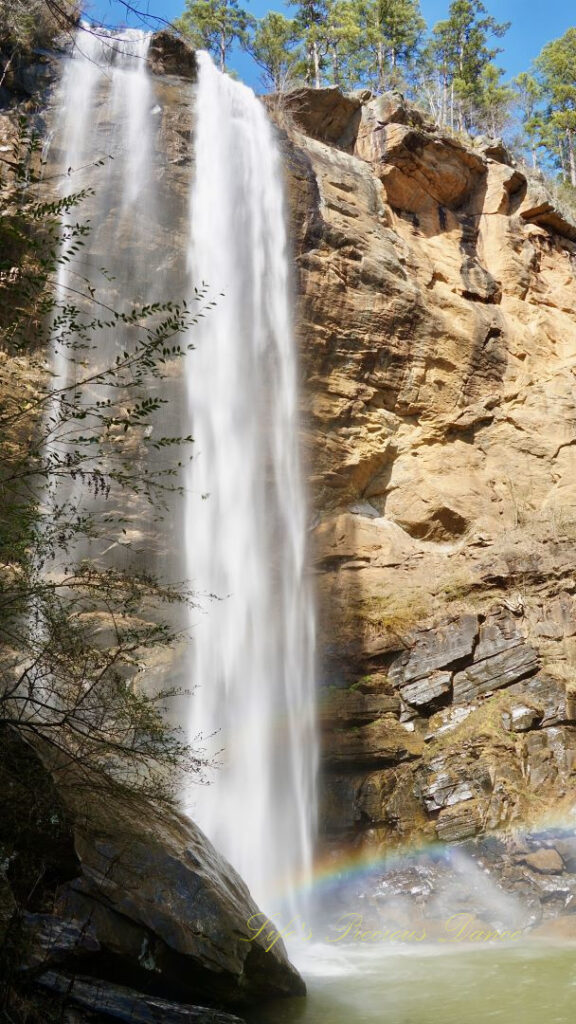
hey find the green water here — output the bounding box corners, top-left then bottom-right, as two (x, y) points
(248, 943), (576, 1023)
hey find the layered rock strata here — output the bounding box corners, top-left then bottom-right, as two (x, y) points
(277, 88), (576, 852)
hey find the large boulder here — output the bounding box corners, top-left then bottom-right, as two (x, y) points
(47, 783), (304, 1008)
(0, 730), (304, 1014)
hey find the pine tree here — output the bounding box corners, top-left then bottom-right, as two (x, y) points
(287, 0), (329, 88)
(428, 0), (510, 131)
(323, 0), (363, 91)
(248, 11), (301, 91)
(175, 0), (254, 72)
(513, 71), (545, 169)
(474, 63), (514, 136)
(534, 28), (576, 187)
(359, 0), (425, 92)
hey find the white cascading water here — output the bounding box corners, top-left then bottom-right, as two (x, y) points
(50, 27), (156, 369)
(48, 35), (316, 915)
(184, 52), (317, 914)
(46, 28), (159, 558)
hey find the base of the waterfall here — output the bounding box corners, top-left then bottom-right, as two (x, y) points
(297, 826), (576, 943)
(245, 830), (576, 1022)
(247, 940), (576, 1023)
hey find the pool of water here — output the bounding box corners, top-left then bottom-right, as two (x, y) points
(248, 941), (576, 1024)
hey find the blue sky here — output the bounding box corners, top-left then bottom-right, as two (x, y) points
(85, 0), (576, 87)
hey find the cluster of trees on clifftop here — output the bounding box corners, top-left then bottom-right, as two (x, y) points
(2, 0), (576, 194)
(176, 0), (576, 188)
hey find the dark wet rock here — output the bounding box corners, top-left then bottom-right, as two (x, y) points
(389, 615), (478, 688)
(399, 670), (452, 710)
(148, 31), (197, 79)
(320, 770), (394, 833)
(452, 643), (539, 704)
(0, 871), (16, 945)
(9, 56), (60, 97)
(38, 973), (245, 1024)
(459, 256), (502, 303)
(319, 766), (425, 836)
(21, 913), (100, 968)
(52, 785), (305, 1007)
(0, 729), (304, 1010)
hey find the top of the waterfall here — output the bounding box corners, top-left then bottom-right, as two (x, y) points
(194, 51), (270, 114)
(71, 24), (197, 81)
(73, 23), (151, 68)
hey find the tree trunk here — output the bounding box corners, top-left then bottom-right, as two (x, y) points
(568, 130), (576, 188)
(441, 77), (447, 127)
(312, 39), (321, 89)
(377, 39), (384, 93)
(219, 33), (226, 72)
(331, 44), (340, 87)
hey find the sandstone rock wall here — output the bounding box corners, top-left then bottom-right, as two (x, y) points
(278, 89), (576, 854)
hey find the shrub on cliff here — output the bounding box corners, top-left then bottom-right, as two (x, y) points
(0, 117), (214, 801)
(0, 0), (78, 66)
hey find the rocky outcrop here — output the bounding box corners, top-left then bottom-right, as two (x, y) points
(148, 31), (197, 80)
(38, 974), (245, 1023)
(275, 87), (364, 150)
(277, 88), (576, 854)
(0, 729), (303, 1020)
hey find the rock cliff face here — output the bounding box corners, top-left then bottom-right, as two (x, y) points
(277, 88), (576, 854)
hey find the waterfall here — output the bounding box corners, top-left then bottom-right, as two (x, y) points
(184, 53), (316, 914)
(46, 27), (162, 567)
(48, 34), (317, 915)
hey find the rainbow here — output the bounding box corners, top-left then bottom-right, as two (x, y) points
(269, 807), (576, 907)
